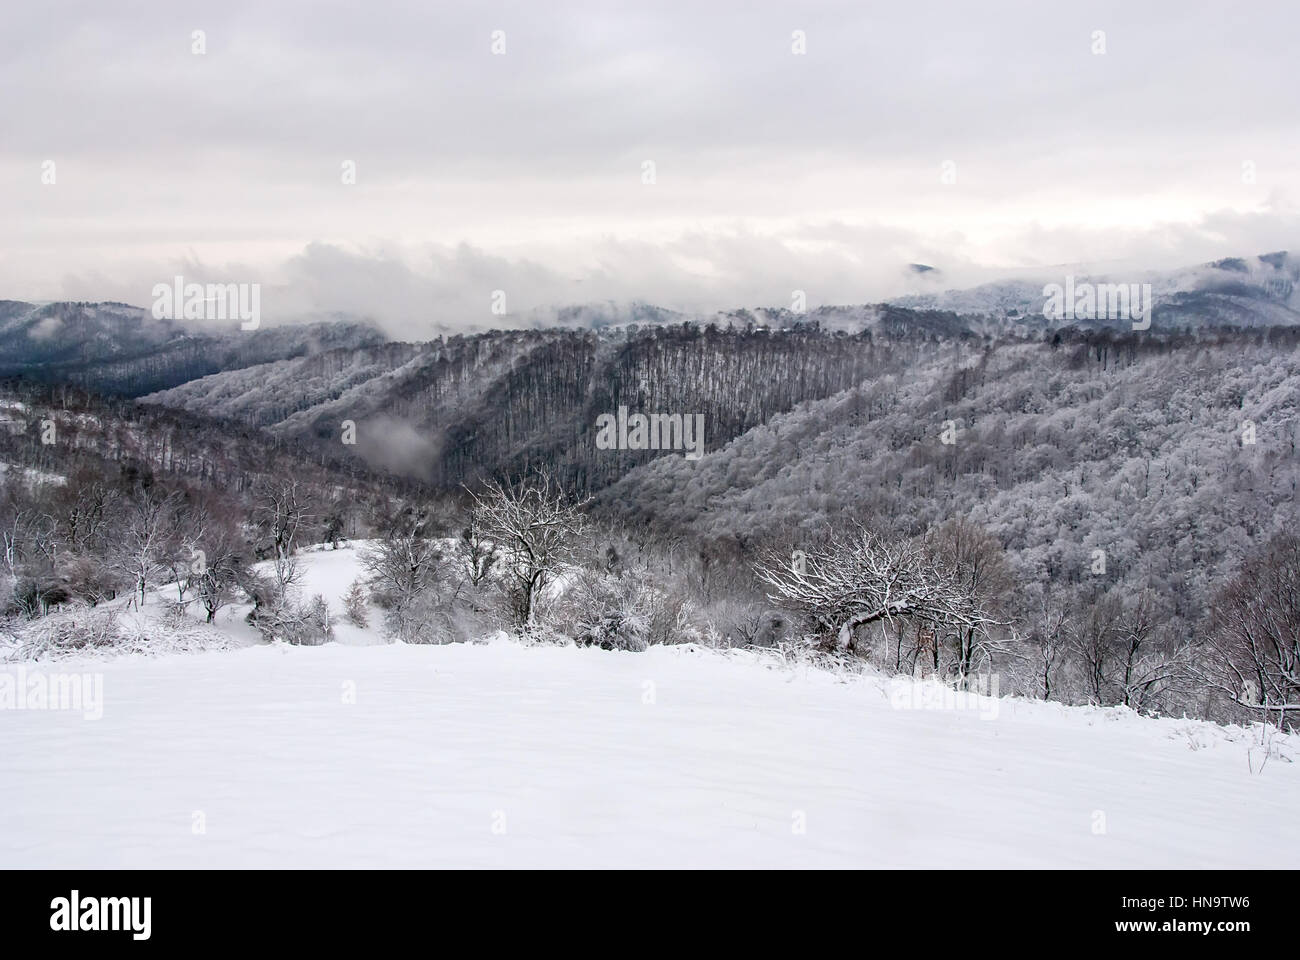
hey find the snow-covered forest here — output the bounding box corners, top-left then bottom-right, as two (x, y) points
(3, 311), (1299, 731)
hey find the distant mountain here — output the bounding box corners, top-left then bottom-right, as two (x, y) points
(527, 300), (692, 330)
(0, 301), (184, 368)
(0, 301), (387, 395)
(526, 252), (1300, 338)
(9, 249), (1300, 490)
(888, 251), (1300, 331)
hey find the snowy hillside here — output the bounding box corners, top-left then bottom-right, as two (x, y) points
(2, 546), (1295, 869)
(889, 251), (1300, 329)
(0, 300), (385, 395)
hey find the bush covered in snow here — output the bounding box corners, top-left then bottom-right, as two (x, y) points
(553, 571), (658, 652)
(248, 592), (334, 646)
(342, 578), (370, 628)
(5, 603), (239, 661)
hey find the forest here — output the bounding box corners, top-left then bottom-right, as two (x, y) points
(1, 319), (1298, 730)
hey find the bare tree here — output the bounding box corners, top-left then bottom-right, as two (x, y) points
(359, 504), (444, 640)
(460, 513), (499, 586)
(253, 479), (314, 594)
(755, 529), (934, 651)
(1, 497), (35, 582)
(1061, 588), (1188, 711)
(193, 515), (248, 624)
(1203, 533), (1300, 729)
(117, 488), (181, 609)
(1021, 595), (1068, 701)
(1, 483), (59, 582)
(755, 525), (1007, 680)
(926, 519), (1015, 685)
(467, 472), (591, 629)
(1113, 592), (1187, 711)
(165, 494), (210, 606)
(51, 469), (118, 554)
(1066, 590), (1124, 705)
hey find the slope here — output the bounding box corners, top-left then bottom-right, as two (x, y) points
(0, 543), (1296, 868)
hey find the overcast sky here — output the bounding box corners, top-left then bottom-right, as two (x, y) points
(3, 0), (1298, 334)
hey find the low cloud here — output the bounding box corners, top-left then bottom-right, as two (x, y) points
(2, 1), (1297, 328)
(31, 204), (1297, 341)
(351, 415), (440, 481)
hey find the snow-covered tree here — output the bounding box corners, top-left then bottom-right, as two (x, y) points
(116, 487), (181, 609)
(755, 525), (1006, 678)
(342, 578), (370, 628)
(252, 478), (314, 595)
(468, 472), (590, 629)
(460, 514), (499, 586)
(359, 504), (444, 641)
(1019, 595), (1068, 701)
(926, 518), (1014, 684)
(1204, 533), (1300, 728)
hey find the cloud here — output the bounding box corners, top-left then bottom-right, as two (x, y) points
(32, 204), (1296, 341)
(2, 1), (1297, 319)
(351, 414), (439, 481)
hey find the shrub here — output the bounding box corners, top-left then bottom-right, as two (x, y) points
(382, 590), (456, 644)
(248, 592), (335, 646)
(342, 578), (370, 628)
(559, 572), (658, 652)
(8, 603), (236, 661)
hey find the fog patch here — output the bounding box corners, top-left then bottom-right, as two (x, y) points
(351, 415), (439, 482)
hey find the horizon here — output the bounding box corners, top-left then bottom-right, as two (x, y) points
(4, 1), (1299, 336)
(4, 244), (1293, 331)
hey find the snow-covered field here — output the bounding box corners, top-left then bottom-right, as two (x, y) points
(2, 547), (1297, 868)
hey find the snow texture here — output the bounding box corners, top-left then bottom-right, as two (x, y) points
(0, 547), (1295, 868)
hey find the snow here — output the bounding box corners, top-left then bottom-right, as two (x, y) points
(287, 543), (389, 646)
(1, 547), (1296, 868)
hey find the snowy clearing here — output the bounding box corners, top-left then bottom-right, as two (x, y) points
(3, 644), (1297, 868)
(1, 546), (1296, 869)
